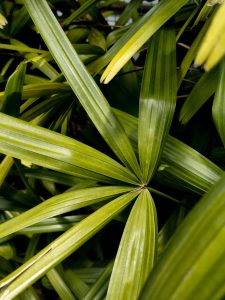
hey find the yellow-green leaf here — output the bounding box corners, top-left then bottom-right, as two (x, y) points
(106, 189), (157, 300)
(101, 0), (188, 83)
(212, 57), (225, 146)
(138, 26), (177, 184)
(0, 190), (140, 300)
(195, 1), (225, 70)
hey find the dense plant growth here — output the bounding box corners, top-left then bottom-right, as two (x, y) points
(0, 0), (225, 299)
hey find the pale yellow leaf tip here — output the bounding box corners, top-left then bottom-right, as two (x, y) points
(0, 13), (8, 29)
(100, 69), (112, 84)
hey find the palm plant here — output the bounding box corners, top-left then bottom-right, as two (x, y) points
(0, 0), (225, 299)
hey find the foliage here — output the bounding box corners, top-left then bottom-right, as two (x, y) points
(0, 0), (224, 299)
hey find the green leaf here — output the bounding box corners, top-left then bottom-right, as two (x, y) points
(114, 109), (223, 193)
(24, 0), (142, 180)
(83, 260), (113, 300)
(1, 62), (26, 117)
(212, 57), (225, 147)
(0, 190), (140, 300)
(19, 215), (86, 234)
(160, 135), (222, 194)
(62, 0), (101, 26)
(46, 268), (75, 300)
(195, 2), (225, 71)
(64, 270), (89, 299)
(10, 6), (30, 37)
(0, 113), (138, 184)
(100, 0), (188, 83)
(106, 189), (157, 300)
(140, 172), (225, 300)
(177, 16), (211, 89)
(192, 0), (217, 28)
(157, 206), (186, 258)
(0, 43), (47, 54)
(0, 82), (71, 102)
(116, 0), (141, 26)
(138, 26), (177, 184)
(0, 186), (133, 239)
(179, 66), (219, 124)
(0, 156), (13, 187)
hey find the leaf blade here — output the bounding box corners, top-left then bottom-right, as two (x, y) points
(106, 189), (157, 300)
(0, 190), (140, 300)
(140, 173), (225, 300)
(0, 186), (132, 239)
(138, 26), (177, 183)
(0, 113), (139, 184)
(212, 57), (225, 146)
(100, 0), (188, 83)
(23, 0), (142, 180)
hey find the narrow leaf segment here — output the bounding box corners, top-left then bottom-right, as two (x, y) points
(138, 26), (177, 184)
(106, 189), (157, 300)
(212, 57), (225, 147)
(101, 0), (188, 83)
(0, 190), (140, 300)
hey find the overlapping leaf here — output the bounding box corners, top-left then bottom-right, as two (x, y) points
(0, 190), (140, 300)
(0, 113), (138, 184)
(106, 189), (157, 300)
(138, 26), (177, 184)
(114, 109), (222, 193)
(100, 0), (188, 83)
(0, 186), (132, 238)
(23, 0), (142, 180)
(140, 173), (225, 300)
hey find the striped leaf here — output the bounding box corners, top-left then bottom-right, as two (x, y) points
(0, 113), (138, 184)
(106, 189), (157, 300)
(114, 109), (223, 193)
(24, 0), (142, 180)
(100, 0), (188, 83)
(140, 173), (225, 300)
(138, 26), (177, 184)
(0, 190), (140, 300)
(0, 186), (132, 239)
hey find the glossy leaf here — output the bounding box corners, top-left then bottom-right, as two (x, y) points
(24, 0), (142, 180)
(0, 190), (140, 300)
(179, 66), (219, 124)
(138, 26), (177, 184)
(114, 109), (223, 193)
(1, 62), (26, 117)
(0, 186), (133, 239)
(212, 57), (225, 146)
(140, 173), (225, 300)
(100, 0), (188, 83)
(106, 189), (157, 300)
(0, 113), (138, 184)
